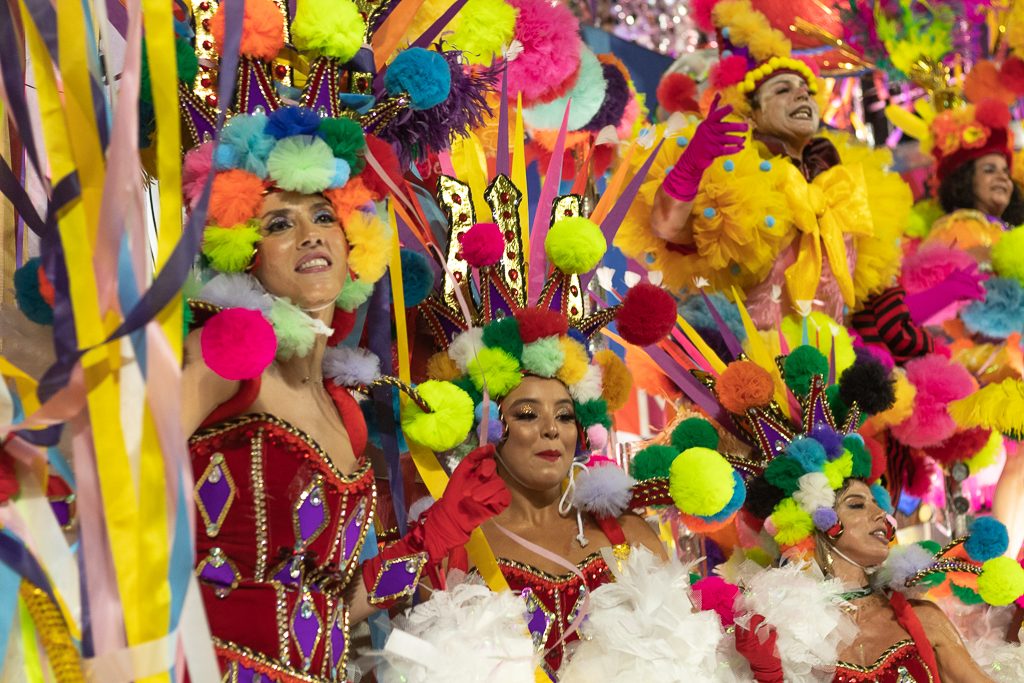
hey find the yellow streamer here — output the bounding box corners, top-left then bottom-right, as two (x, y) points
(512, 93), (529, 286)
(731, 286), (790, 419)
(0, 356), (40, 417)
(674, 313), (726, 374)
(450, 132), (491, 222)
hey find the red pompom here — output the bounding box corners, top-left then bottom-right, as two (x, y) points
(906, 453), (939, 498)
(327, 308), (356, 346)
(201, 308), (278, 380)
(864, 433), (887, 482)
(515, 306), (569, 343)
(361, 134), (401, 201)
(460, 222), (504, 267)
(691, 0), (719, 32)
(975, 99), (1011, 130)
(656, 73), (700, 114)
(924, 427), (992, 466)
(710, 55), (750, 89)
(1002, 57), (1024, 96)
(615, 283), (676, 347)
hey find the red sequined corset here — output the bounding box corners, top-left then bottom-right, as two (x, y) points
(190, 379), (375, 683)
(833, 640), (936, 682)
(499, 552), (613, 677)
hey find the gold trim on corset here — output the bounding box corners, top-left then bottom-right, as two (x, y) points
(496, 552), (605, 583)
(292, 475), (331, 550)
(252, 429), (269, 582)
(836, 639), (933, 680)
(215, 637), (329, 683)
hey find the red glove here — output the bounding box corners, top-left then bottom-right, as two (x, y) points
(362, 445), (510, 606)
(661, 94), (748, 202)
(735, 614), (784, 683)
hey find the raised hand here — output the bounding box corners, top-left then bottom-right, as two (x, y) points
(662, 94), (749, 203)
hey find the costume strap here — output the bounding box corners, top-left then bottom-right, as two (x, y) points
(889, 591), (942, 682)
(593, 514), (626, 546)
(199, 377), (261, 428)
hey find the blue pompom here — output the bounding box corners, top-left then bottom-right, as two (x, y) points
(721, 27), (731, 39)
(965, 517), (1010, 562)
(961, 277), (1024, 339)
(764, 215), (776, 228)
(13, 257), (54, 325)
(676, 136), (689, 147)
(759, 160), (772, 172)
(721, 49), (732, 58)
(329, 158), (351, 189)
(475, 401), (503, 444)
(266, 106), (322, 140)
(213, 142), (242, 171)
(384, 48), (452, 110)
(870, 483), (893, 514)
(787, 436), (826, 473)
(219, 113), (276, 176)
(703, 207), (716, 218)
(679, 291), (746, 341)
(399, 248), (435, 308)
(723, 159), (735, 172)
(699, 471), (746, 523)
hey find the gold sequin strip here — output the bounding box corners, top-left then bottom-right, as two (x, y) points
(20, 582), (85, 682)
(251, 429), (269, 582)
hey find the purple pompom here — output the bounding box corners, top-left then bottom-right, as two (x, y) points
(813, 506), (838, 531)
(811, 424), (845, 459)
(581, 63), (630, 132)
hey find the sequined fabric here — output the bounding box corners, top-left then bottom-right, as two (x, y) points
(833, 640), (936, 683)
(190, 409), (375, 683)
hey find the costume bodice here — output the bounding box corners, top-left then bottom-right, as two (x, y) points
(833, 640), (936, 682)
(499, 552), (613, 677)
(190, 379), (375, 683)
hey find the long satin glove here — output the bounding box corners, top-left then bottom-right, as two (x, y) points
(905, 264), (988, 324)
(660, 94), (748, 202)
(361, 444), (510, 607)
(734, 614), (785, 683)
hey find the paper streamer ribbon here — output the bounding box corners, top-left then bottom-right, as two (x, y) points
(527, 102), (571, 303)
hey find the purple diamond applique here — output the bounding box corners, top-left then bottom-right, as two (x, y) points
(293, 477), (328, 548)
(341, 500), (367, 566)
(198, 548), (238, 589)
(273, 556), (305, 587)
(520, 588), (553, 650)
(291, 595), (323, 671)
(195, 454), (235, 537)
(369, 554), (426, 605)
(236, 663), (261, 683)
(330, 608), (347, 673)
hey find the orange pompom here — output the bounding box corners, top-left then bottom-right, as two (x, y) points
(325, 177), (375, 220)
(716, 360), (775, 413)
(209, 170), (267, 227)
(964, 61), (1015, 106)
(210, 0), (285, 61)
(594, 349), (633, 411)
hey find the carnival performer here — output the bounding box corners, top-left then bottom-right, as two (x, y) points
(176, 0), (511, 679)
(616, 0), (909, 329)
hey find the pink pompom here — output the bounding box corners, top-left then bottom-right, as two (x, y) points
(891, 354), (977, 449)
(507, 0), (582, 105)
(899, 245), (977, 295)
(691, 0), (718, 32)
(201, 308), (277, 380)
(709, 55), (750, 89)
(762, 517), (778, 536)
(459, 222), (505, 267)
(615, 283), (677, 347)
(586, 424), (609, 451)
(587, 454), (616, 467)
(182, 142), (215, 208)
(691, 576), (740, 627)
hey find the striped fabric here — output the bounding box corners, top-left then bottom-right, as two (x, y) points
(851, 286), (934, 363)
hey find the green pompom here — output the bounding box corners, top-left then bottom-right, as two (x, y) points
(977, 556), (1024, 606)
(267, 137), (336, 194)
(764, 455), (805, 495)
(291, 0), (366, 61)
(826, 384), (849, 427)
(669, 446), (735, 517)
(783, 345), (829, 396)
(318, 117), (366, 171)
(629, 444), (679, 480)
(176, 36), (199, 85)
(951, 582), (984, 605)
(520, 337), (564, 377)
(335, 276), (374, 311)
(671, 417), (719, 452)
(846, 438), (872, 479)
(401, 380), (476, 451)
(482, 317), (524, 360)
(544, 216), (607, 274)
(269, 298), (320, 360)
(992, 226), (1024, 285)
(770, 497), (814, 545)
(576, 398), (611, 429)
(202, 224), (261, 273)
(918, 540), (942, 555)
(467, 346), (522, 396)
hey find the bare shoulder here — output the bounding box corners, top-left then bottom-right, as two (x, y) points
(618, 512), (668, 559)
(908, 598), (962, 641)
(181, 329), (240, 436)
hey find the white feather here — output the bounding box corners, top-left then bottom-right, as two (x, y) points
(792, 472), (835, 514)
(379, 575), (537, 683)
(199, 273), (272, 313)
(569, 365), (603, 403)
(571, 465), (635, 518)
(447, 328), (485, 372)
(732, 561), (857, 683)
(323, 345), (381, 386)
(561, 547), (743, 682)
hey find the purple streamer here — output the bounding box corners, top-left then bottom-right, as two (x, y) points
(644, 344), (743, 438)
(0, 529), (56, 605)
(496, 62), (510, 177)
(411, 0), (469, 48)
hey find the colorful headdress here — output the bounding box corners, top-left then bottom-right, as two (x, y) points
(403, 175), (677, 451)
(930, 100), (1014, 183)
(699, 0), (817, 114)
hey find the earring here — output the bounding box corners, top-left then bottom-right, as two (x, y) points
(884, 518), (896, 543)
(826, 520), (844, 540)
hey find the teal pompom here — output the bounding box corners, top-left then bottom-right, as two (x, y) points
(217, 113), (276, 177)
(13, 257), (53, 325)
(870, 483), (893, 514)
(399, 249), (435, 308)
(786, 437), (826, 473)
(965, 517), (1010, 562)
(385, 48), (452, 110)
(783, 345), (829, 396)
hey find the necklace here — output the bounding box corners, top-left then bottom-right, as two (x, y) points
(839, 586), (874, 601)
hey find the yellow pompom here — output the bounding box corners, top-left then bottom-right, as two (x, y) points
(992, 226), (1024, 285)
(425, 351), (461, 381)
(467, 346), (522, 396)
(770, 497), (814, 546)
(668, 447), (735, 517)
(781, 311), (856, 376)
(977, 556), (1024, 606)
(822, 451), (854, 489)
(556, 337), (589, 386)
(594, 349), (632, 411)
(345, 211), (392, 284)
(401, 380), (475, 451)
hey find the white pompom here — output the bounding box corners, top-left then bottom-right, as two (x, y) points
(561, 547), (742, 682)
(200, 273), (272, 312)
(447, 328), (485, 372)
(323, 345), (381, 386)
(569, 365), (603, 403)
(379, 576), (537, 683)
(792, 472), (835, 514)
(571, 465), (635, 518)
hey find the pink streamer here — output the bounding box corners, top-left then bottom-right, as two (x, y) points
(527, 102), (571, 303)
